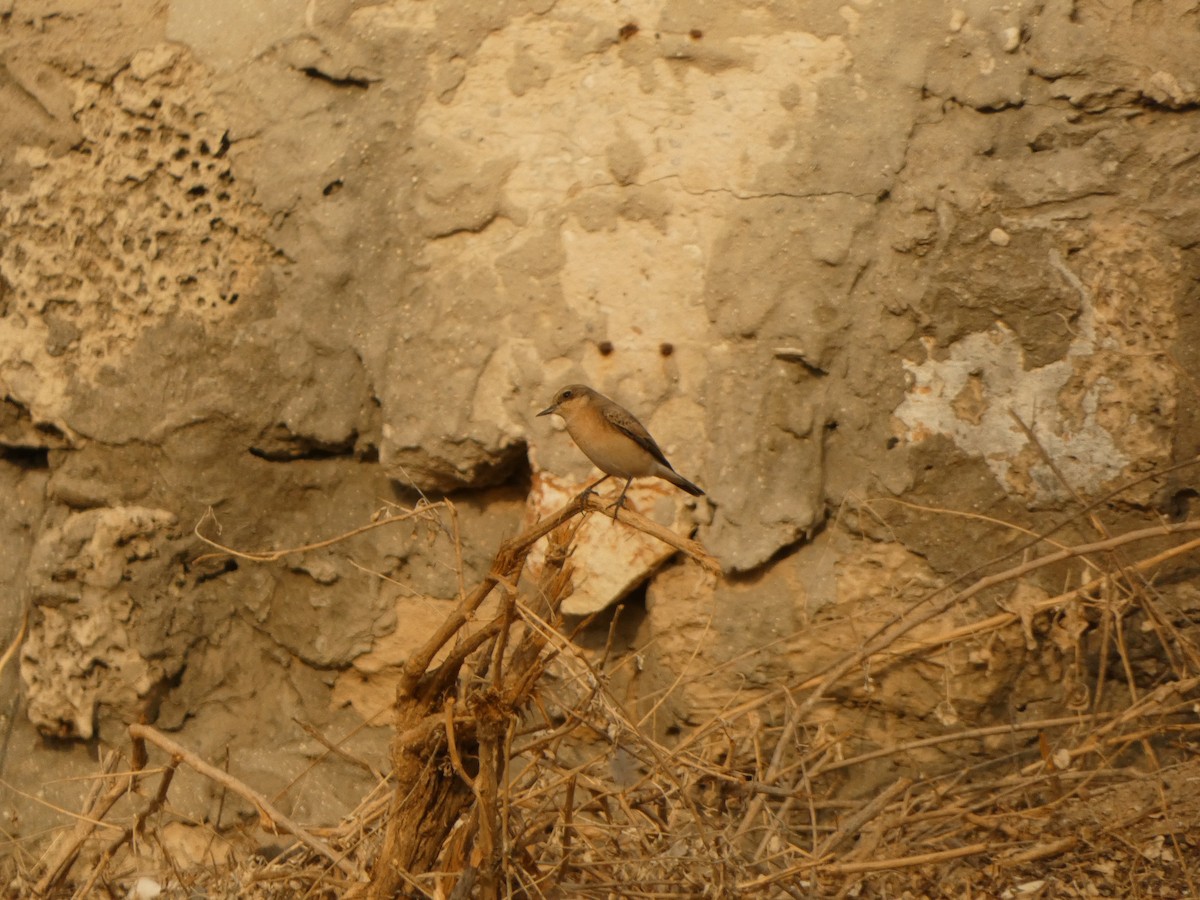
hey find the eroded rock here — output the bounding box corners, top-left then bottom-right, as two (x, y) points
(21, 507), (180, 739)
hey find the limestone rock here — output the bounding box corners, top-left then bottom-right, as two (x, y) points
(703, 352), (826, 572)
(525, 471), (702, 616)
(20, 507), (180, 739)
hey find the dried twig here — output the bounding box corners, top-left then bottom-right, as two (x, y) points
(128, 724), (362, 882)
(34, 752), (134, 896)
(192, 502), (444, 565)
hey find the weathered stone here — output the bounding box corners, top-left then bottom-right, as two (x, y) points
(20, 507), (180, 739)
(0, 0), (1197, 848)
(525, 471), (701, 616)
(703, 349), (826, 572)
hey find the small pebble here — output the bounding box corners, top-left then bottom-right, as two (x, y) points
(128, 878), (162, 900)
(989, 227), (1011, 247)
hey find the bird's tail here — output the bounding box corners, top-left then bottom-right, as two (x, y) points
(664, 469), (705, 497)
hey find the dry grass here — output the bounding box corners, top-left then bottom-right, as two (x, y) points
(7, 474), (1200, 898)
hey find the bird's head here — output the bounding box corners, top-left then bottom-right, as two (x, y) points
(538, 384), (594, 420)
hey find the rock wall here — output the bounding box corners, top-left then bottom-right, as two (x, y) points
(2, 0), (1197, 841)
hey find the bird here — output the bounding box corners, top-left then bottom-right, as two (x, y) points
(538, 384), (704, 512)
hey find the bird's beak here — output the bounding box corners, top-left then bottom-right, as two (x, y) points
(537, 403), (557, 417)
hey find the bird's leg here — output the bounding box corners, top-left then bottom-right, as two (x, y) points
(606, 477), (634, 520)
(578, 475), (610, 511)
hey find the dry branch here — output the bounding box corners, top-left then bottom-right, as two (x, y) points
(34, 751), (130, 896)
(369, 492), (714, 898)
(127, 724), (362, 881)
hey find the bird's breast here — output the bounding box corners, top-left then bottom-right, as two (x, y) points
(566, 421), (658, 479)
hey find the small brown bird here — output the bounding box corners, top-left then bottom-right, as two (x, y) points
(538, 384), (704, 510)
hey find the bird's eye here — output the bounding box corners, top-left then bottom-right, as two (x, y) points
(562, 390), (573, 399)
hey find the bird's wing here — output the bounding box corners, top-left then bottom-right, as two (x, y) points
(602, 403), (674, 470)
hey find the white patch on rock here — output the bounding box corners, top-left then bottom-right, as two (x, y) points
(406, 7), (849, 376)
(894, 251), (1129, 502)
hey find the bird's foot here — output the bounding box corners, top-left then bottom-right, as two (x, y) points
(576, 476), (611, 513)
(604, 480), (634, 522)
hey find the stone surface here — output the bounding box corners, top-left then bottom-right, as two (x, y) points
(20, 507), (180, 739)
(525, 471), (702, 616)
(0, 0), (1197, 853)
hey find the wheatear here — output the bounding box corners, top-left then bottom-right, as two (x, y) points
(538, 384), (704, 510)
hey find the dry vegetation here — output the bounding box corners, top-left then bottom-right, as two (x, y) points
(6, 466), (1200, 898)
